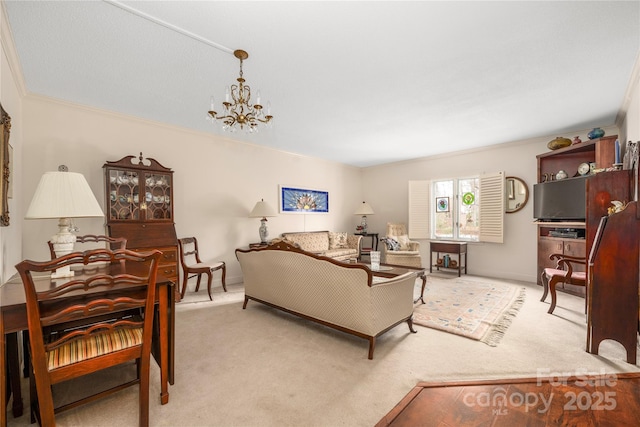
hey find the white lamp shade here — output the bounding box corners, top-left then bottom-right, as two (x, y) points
(354, 201), (374, 216)
(249, 199), (277, 218)
(25, 171), (104, 219)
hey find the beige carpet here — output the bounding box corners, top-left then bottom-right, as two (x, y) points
(6, 276), (640, 427)
(412, 276), (526, 346)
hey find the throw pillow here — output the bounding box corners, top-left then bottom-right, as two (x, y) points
(397, 235), (411, 250)
(382, 237), (400, 251)
(329, 232), (349, 249)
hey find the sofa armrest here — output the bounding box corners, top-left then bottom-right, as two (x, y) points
(369, 272), (417, 332)
(347, 234), (362, 251)
(407, 241), (420, 251)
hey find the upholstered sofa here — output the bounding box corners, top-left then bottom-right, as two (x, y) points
(235, 241), (418, 359)
(280, 231), (361, 261)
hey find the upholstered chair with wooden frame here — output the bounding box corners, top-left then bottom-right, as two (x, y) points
(47, 234), (127, 259)
(178, 237), (227, 300)
(540, 253), (587, 314)
(16, 248), (161, 427)
(380, 223), (422, 268)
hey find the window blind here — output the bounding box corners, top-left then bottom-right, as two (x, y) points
(479, 171), (505, 243)
(408, 180), (430, 239)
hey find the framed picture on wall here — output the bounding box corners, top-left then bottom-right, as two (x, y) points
(279, 186), (329, 213)
(436, 197), (449, 213)
(0, 103), (11, 226)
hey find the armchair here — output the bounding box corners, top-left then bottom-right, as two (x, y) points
(380, 223), (422, 268)
(540, 253), (587, 314)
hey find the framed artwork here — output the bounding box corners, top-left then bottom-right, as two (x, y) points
(436, 197), (449, 213)
(8, 144), (12, 199)
(0, 103), (10, 226)
(280, 186), (329, 213)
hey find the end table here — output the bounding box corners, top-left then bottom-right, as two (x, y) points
(355, 232), (379, 260)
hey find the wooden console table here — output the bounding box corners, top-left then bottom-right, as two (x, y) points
(429, 241), (467, 277)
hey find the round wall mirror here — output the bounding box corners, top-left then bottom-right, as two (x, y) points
(506, 176), (529, 214)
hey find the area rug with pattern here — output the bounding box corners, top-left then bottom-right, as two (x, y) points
(412, 277), (526, 346)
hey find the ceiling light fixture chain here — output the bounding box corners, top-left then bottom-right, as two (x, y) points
(207, 49), (273, 133)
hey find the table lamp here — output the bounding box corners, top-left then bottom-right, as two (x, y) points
(249, 199), (277, 244)
(25, 166), (104, 278)
(354, 201), (374, 233)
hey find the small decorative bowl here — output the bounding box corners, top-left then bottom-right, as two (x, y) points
(588, 127), (605, 140)
(547, 137), (572, 150)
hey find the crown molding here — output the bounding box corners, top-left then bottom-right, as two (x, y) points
(1, 0), (28, 97)
(616, 51), (640, 128)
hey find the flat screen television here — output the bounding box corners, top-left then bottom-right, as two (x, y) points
(533, 177), (587, 221)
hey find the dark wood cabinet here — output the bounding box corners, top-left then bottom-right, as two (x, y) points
(537, 234), (586, 295)
(103, 154), (179, 293)
(536, 136), (631, 298)
(585, 169), (632, 252)
(588, 202), (639, 364)
(537, 135), (617, 181)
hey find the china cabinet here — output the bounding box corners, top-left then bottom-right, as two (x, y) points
(103, 153), (179, 292)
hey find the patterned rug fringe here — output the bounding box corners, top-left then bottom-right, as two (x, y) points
(480, 287), (527, 347)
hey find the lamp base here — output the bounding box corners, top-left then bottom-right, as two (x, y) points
(51, 265), (74, 279)
(360, 215), (368, 233)
(50, 217), (77, 278)
(259, 218), (269, 244)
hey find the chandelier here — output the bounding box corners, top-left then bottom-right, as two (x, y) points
(207, 49), (273, 133)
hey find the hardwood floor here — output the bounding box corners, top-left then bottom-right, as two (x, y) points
(376, 373), (640, 426)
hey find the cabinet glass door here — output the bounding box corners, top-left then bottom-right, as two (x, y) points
(144, 173), (172, 220)
(108, 169), (140, 220)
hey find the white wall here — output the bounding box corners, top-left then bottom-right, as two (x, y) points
(19, 96), (362, 284)
(0, 4), (23, 283)
(21, 95), (621, 285)
(361, 124), (618, 283)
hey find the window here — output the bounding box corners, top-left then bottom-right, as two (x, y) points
(408, 172), (504, 243)
(433, 177), (480, 241)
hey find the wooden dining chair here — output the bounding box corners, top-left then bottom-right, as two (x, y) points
(540, 253), (587, 314)
(16, 248), (161, 427)
(28, 234), (130, 375)
(178, 237), (226, 300)
(47, 234), (127, 259)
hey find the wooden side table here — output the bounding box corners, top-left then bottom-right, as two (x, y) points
(429, 241), (467, 277)
(355, 232), (379, 259)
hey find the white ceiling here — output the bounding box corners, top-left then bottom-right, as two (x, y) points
(4, 1), (640, 167)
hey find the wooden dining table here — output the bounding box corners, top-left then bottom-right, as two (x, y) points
(0, 262), (176, 426)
